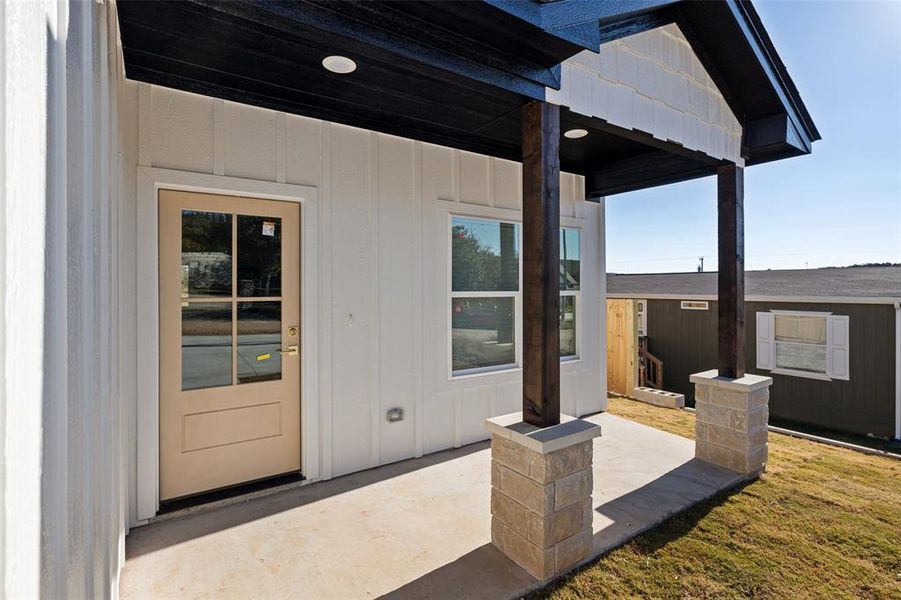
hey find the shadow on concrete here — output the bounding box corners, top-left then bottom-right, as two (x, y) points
(127, 441), (489, 558)
(620, 476), (754, 557)
(374, 459), (750, 600)
(376, 544), (535, 600)
(593, 458), (746, 555)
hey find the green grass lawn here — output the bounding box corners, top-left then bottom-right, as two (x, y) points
(532, 397), (901, 599)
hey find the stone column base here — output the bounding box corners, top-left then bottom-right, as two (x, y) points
(690, 370), (772, 477)
(485, 413), (602, 580)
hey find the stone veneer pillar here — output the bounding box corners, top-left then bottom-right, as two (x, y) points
(690, 370), (773, 477)
(485, 413), (602, 580)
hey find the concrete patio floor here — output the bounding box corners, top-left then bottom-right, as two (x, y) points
(121, 413), (744, 599)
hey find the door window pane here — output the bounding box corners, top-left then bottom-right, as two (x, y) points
(775, 342), (827, 373)
(237, 215), (281, 297)
(182, 302), (233, 390)
(560, 295), (576, 357)
(182, 211), (232, 297)
(560, 228), (580, 290)
(451, 297), (515, 372)
(452, 217), (519, 292)
(237, 302), (282, 384)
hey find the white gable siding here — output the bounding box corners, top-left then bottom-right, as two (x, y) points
(123, 85), (606, 497)
(548, 24), (744, 165)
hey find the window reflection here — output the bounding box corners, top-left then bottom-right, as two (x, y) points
(560, 228), (580, 291)
(181, 211), (232, 297)
(182, 302), (233, 390)
(560, 296), (576, 357)
(237, 302), (282, 384)
(237, 215), (281, 297)
(451, 297), (515, 372)
(452, 217), (519, 292)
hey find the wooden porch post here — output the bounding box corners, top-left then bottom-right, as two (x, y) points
(522, 100), (561, 427)
(717, 163), (745, 379)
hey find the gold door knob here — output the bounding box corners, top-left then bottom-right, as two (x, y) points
(279, 345), (299, 356)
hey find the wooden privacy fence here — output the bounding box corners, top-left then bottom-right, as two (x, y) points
(607, 298), (666, 394)
(606, 299), (638, 395)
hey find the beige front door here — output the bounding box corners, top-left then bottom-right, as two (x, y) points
(159, 190), (301, 501)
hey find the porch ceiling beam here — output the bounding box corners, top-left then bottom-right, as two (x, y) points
(717, 163), (745, 379)
(585, 150), (719, 199)
(522, 100), (561, 428)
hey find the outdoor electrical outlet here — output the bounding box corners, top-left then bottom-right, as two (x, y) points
(386, 408), (404, 423)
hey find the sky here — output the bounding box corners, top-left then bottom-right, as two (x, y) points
(605, 0), (901, 274)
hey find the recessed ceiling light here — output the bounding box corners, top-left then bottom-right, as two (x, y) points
(564, 128), (589, 139)
(322, 55), (357, 74)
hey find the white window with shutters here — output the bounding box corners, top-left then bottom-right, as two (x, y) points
(755, 310), (849, 381)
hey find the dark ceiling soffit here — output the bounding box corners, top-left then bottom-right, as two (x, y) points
(564, 107), (722, 201)
(563, 108), (720, 167)
(187, 0), (568, 99)
(585, 150), (718, 198)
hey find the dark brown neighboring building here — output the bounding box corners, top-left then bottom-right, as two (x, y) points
(608, 266), (901, 440)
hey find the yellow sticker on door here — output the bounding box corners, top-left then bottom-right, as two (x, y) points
(256, 353), (271, 362)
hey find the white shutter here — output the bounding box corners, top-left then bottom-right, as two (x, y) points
(756, 312), (775, 370)
(827, 315), (850, 380)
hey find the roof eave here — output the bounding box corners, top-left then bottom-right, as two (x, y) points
(727, 0), (821, 166)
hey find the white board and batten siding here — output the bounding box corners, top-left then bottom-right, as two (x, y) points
(124, 84), (606, 507)
(549, 24), (744, 166)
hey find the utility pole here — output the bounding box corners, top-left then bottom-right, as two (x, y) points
(697, 256), (704, 272)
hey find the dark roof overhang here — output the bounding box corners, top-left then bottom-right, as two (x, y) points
(677, 0), (821, 164)
(487, 0), (822, 166)
(117, 0), (819, 197)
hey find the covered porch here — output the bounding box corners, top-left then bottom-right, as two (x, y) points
(114, 0), (818, 590)
(121, 412), (743, 599)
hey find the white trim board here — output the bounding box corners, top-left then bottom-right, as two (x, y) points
(135, 167), (320, 524)
(607, 293), (901, 305)
(895, 301), (900, 441)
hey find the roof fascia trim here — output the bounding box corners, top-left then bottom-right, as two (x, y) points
(727, 0), (820, 144)
(481, 0), (599, 51)
(484, 0), (680, 52)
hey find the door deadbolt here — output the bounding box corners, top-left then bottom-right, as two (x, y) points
(288, 326), (298, 336)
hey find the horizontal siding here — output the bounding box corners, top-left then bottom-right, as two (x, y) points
(644, 299), (896, 438)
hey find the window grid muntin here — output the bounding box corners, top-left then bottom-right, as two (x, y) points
(180, 208), (285, 390)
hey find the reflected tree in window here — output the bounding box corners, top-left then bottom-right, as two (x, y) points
(237, 215), (282, 297)
(560, 228), (580, 290)
(182, 211), (232, 297)
(451, 218), (519, 292)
